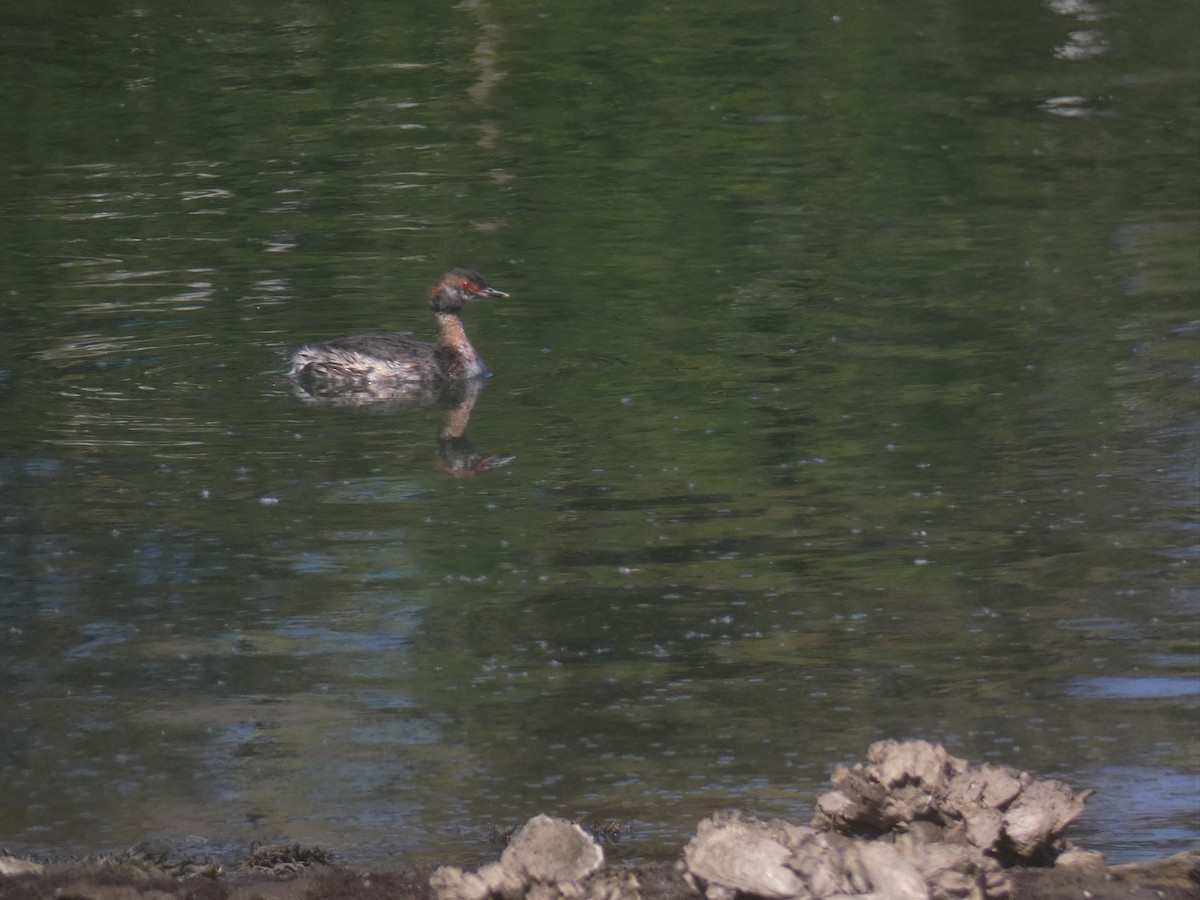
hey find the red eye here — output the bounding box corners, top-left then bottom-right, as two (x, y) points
(461, 280), (472, 289)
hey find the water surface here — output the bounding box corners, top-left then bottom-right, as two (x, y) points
(0, 0), (1197, 866)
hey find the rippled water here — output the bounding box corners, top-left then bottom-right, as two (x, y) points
(1, 0), (1197, 866)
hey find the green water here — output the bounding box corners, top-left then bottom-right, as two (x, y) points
(0, 0), (1196, 865)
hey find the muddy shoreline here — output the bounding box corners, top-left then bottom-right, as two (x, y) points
(1, 843), (1196, 900)
(3, 741), (1196, 899)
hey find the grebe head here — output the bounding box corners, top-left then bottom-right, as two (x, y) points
(430, 269), (508, 313)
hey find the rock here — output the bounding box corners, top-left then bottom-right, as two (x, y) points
(962, 807), (1003, 851)
(895, 839), (1011, 900)
(681, 811), (808, 899)
(944, 765), (1025, 832)
(1001, 779), (1089, 859)
(430, 815), (610, 900)
(683, 812), (949, 900)
(1109, 849), (1200, 887)
(840, 841), (928, 899)
(867, 739), (966, 793)
(430, 865), (496, 900)
(822, 769), (892, 833)
(429, 859), (541, 900)
(0, 856), (44, 876)
(1053, 847), (1108, 879)
(812, 739), (1092, 864)
(50, 883), (175, 900)
(502, 815), (605, 884)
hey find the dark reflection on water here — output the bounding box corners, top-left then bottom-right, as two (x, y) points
(1, 0), (1197, 869)
(291, 376), (516, 478)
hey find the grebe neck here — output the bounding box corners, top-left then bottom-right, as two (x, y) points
(434, 311), (472, 351)
(433, 310), (484, 377)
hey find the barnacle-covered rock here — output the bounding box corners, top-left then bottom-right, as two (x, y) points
(431, 815), (622, 900)
(813, 740), (1091, 863)
(681, 811), (808, 899)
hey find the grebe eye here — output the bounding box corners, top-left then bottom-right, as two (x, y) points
(461, 280), (472, 289)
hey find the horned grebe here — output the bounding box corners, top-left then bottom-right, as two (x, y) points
(289, 268), (507, 384)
